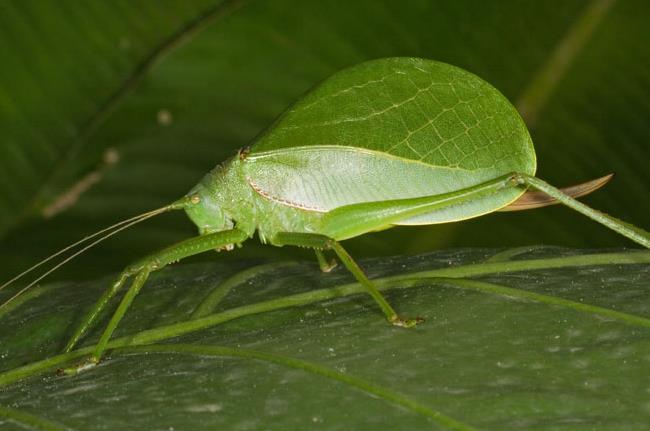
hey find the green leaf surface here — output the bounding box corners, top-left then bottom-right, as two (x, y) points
(1, 248), (650, 430)
(1, 1), (649, 280)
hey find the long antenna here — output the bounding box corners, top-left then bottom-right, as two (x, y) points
(0, 198), (188, 309)
(1, 208), (160, 293)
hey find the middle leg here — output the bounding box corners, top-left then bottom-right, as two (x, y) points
(274, 232), (422, 328)
(314, 249), (337, 273)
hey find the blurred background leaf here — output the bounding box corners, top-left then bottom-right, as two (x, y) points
(0, 0), (648, 281)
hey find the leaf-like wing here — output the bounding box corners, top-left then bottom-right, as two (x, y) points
(246, 58), (536, 224)
(251, 58), (536, 175)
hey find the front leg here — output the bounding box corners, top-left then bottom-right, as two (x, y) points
(62, 229), (249, 374)
(273, 232), (422, 328)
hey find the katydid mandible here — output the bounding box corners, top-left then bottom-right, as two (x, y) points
(2, 57), (648, 374)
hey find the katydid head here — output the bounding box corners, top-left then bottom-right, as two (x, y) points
(184, 182), (232, 235)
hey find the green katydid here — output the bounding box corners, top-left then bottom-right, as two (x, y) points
(1, 57), (648, 374)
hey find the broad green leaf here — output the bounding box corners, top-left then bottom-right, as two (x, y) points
(1, 1), (649, 281)
(1, 249), (649, 430)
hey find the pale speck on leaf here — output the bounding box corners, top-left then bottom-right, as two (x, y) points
(158, 109), (173, 126)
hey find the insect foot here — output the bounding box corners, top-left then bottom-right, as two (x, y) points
(316, 251), (338, 273)
(320, 258), (338, 273)
(390, 315), (425, 328)
(57, 356), (100, 376)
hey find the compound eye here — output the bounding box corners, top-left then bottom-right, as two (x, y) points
(190, 194), (201, 205)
